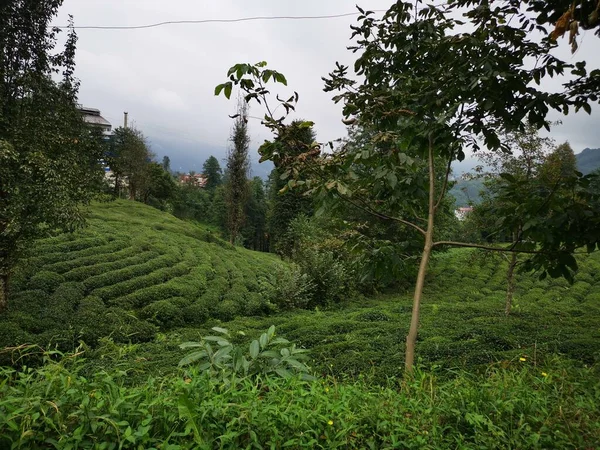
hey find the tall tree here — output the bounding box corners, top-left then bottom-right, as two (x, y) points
(268, 121), (316, 255)
(217, 0), (600, 373)
(472, 124), (555, 315)
(225, 98), (251, 244)
(0, 1), (104, 313)
(162, 155), (171, 173)
(109, 127), (152, 201)
(202, 155), (223, 191)
(243, 177), (268, 251)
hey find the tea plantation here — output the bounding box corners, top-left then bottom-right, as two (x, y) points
(1, 200), (600, 448)
(0, 200), (288, 363)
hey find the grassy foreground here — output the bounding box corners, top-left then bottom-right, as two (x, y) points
(1, 352), (599, 449)
(1, 199), (600, 448)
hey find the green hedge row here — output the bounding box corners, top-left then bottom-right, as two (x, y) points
(43, 244), (141, 274)
(82, 252), (182, 292)
(27, 239), (129, 268)
(63, 251), (159, 282)
(93, 262), (192, 302)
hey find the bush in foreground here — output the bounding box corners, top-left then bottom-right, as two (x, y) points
(0, 350), (598, 449)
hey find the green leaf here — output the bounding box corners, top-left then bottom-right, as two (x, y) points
(259, 332), (269, 349)
(212, 327), (229, 334)
(224, 82), (233, 99)
(259, 350), (279, 358)
(178, 350), (207, 366)
(249, 340), (260, 359)
(214, 84), (225, 96)
(179, 341), (203, 349)
(274, 72), (288, 85)
(499, 172), (516, 183)
(582, 103), (591, 114)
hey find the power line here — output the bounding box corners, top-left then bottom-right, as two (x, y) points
(56, 11), (387, 30)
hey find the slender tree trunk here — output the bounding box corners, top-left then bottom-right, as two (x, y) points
(505, 251), (517, 316)
(0, 273), (9, 314)
(405, 137), (436, 374)
(113, 174), (120, 197)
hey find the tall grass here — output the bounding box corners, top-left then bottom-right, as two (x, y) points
(0, 349), (598, 449)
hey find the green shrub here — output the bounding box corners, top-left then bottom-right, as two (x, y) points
(116, 284), (183, 309)
(93, 262), (190, 302)
(179, 325), (314, 383)
(567, 281), (592, 302)
(243, 292), (276, 316)
(263, 264), (315, 309)
(182, 301), (210, 325)
(140, 300), (184, 330)
(83, 253), (181, 292)
(356, 311), (391, 322)
(51, 282), (85, 305)
(214, 299), (240, 322)
(8, 289), (49, 314)
(27, 271), (64, 293)
(63, 251), (158, 282)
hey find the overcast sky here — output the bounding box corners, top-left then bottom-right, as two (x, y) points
(53, 1), (600, 175)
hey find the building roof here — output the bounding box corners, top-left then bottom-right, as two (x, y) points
(79, 107), (112, 130)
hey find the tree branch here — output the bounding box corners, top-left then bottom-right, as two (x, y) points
(434, 152), (453, 211)
(331, 190), (427, 236)
(432, 240), (545, 254)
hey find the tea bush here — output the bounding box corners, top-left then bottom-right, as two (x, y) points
(1, 200), (291, 355)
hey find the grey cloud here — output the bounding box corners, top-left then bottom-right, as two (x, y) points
(54, 1), (599, 174)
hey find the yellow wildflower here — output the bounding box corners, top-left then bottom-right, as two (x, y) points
(328, 420), (334, 426)
(541, 372), (548, 377)
(519, 357), (527, 362)
(325, 387), (329, 393)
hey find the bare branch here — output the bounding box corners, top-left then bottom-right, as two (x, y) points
(432, 240), (545, 254)
(434, 152), (453, 211)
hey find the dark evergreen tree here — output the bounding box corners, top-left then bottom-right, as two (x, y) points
(225, 99), (250, 244)
(162, 155), (171, 173)
(202, 155), (223, 191)
(268, 121), (316, 255)
(242, 177), (268, 251)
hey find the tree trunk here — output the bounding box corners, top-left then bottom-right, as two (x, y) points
(505, 252), (517, 316)
(405, 137), (436, 374)
(405, 236), (433, 372)
(0, 273), (9, 314)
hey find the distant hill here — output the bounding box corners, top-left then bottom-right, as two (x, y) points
(449, 179), (485, 207)
(576, 148), (600, 175)
(449, 147), (600, 207)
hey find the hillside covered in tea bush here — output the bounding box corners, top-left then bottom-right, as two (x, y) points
(0, 200), (291, 361)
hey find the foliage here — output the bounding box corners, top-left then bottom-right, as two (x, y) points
(1, 348), (599, 448)
(142, 162), (178, 210)
(267, 121), (316, 255)
(0, 2), (104, 313)
(216, 0), (600, 370)
(241, 176), (268, 251)
(107, 126), (153, 200)
(282, 215), (357, 305)
(179, 325), (314, 384)
(202, 155), (223, 191)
